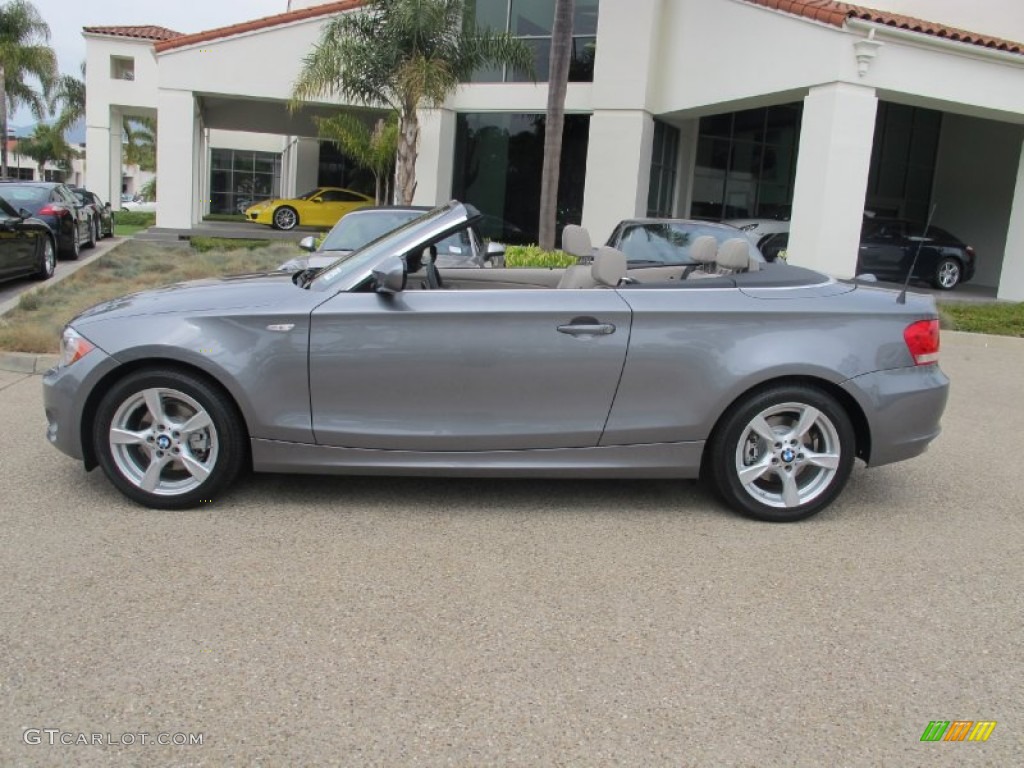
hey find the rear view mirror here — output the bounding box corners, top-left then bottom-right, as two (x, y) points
(372, 256), (406, 295)
(298, 235), (317, 252)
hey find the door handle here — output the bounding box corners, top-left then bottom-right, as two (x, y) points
(557, 322), (616, 336)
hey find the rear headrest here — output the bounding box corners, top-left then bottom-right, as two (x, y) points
(591, 246), (627, 287)
(717, 238), (752, 271)
(562, 225), (593, 260)
(690, 235), (718, 265)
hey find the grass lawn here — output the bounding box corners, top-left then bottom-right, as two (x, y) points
(190, 237), (276, 252)
(939, 301), (1024, 337)
(0, 240), (298, 354)
(113, 224), (150, 238)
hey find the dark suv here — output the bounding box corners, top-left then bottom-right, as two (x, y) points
(0, 181), (93, 259)
(759, 218), (976, 290)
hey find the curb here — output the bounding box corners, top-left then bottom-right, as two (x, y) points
(0, 351), (59, 374)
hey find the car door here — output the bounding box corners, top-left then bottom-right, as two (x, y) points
(0, 213), (37, 279)
(57, 186), (89, 241)
(857, 220), (906, 278)
(308, 289), (633, 451)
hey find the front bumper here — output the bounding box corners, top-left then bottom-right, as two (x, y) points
(42, 347), (121, 464)
(841, 364), (949, 467)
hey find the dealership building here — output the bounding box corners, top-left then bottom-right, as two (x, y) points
(84, 0), (1024, 299)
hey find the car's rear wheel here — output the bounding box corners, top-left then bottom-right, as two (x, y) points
(933, 257), (961, 290)
(93, 369), (247, 510)
(63, 222), (81, 260)
(273, 206), (298, 230)
(707, 384), (855, 522)
(35, 235), (56, 280)
(85, 218), (98, 249)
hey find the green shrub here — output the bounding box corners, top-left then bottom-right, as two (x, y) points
(114, 211), (156, 227)
(505, 245), (576, 269)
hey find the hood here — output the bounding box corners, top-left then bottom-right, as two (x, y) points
(72, 271), (317, 325)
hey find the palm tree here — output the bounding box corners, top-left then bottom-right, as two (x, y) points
(292, 0), (533, 205)
(0, 0), (58, 177)
(538, 0), (574, 251)
(123, 116), (156, 171)
(316, 111), (398, 204)
(52, 60), (85, 132)
(15, 122), (75, 179)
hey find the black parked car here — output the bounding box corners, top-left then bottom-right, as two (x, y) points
(0, 196), (56, 284)
(69, 186), (114, 240)
(759, 219), (976, 290)
(0, 181), (93, 259)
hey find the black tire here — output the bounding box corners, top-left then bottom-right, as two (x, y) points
(85, 218), (97, 249)
(272, 206), (299, 230)
(706, 384), (856, 522)
(932, 257), (961, 290)
(62, 223), (81, 260)
(92, 368), (248, 510)
(34, 235), (56, 280)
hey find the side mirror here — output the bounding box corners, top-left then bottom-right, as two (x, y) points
(104, 202), (112, 210)
(854, 273), (878, 283)
(486, 240), (506, 267)
(298, 235), (318, 252)
(311, 197), (323, 204)
(18, 208), (31, 220)
(372, 256), (406, 295)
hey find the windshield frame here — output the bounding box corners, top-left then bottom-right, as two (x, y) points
(309, 201), (478, 292)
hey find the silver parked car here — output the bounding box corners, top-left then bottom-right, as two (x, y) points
(42, 202), (948, 522)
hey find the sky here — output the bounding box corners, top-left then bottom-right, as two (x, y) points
(13, 0), (286, 124)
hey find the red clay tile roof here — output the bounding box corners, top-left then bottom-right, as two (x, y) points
(154, 1), (363, 53)
(83, 25), (182, 42)
(741, 0), (1024, 55)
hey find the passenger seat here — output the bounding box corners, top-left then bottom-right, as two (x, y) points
(716, 238), (754, 274)
(687, 235), (720, 279)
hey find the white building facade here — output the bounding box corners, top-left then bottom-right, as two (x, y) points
(84, 0), (1024, 299)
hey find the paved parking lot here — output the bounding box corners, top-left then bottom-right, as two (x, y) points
(1, 331), (1022, 766)
(0, 237), (123, 315)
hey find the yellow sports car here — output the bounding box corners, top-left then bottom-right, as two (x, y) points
(244, 187), (374, 230)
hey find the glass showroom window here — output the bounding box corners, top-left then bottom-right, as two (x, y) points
(470, 0), (599, 82)
(648, 120), (681, 218)
(209, 149), (281, 215)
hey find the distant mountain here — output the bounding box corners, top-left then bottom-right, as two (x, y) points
(9, 119), (86, 145)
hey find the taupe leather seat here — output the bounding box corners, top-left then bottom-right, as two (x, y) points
(717, 238), (755, 274)
(591, 246), (628, 287)
(557, 225), (598, 289)
(687, 235), (721, 279)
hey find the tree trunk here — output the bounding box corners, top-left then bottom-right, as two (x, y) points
(538, 0), (575, 251)
(396, 107), (419, 205)
(374, 173), (382, 205)
(1, 64), (7, 179)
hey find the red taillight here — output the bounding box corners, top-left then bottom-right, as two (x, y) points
(904, 319), (940, 365)
(38, 204), (63, 216)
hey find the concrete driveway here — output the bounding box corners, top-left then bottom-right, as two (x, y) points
(1, 332), (1021, 767)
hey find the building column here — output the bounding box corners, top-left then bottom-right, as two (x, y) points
(787, 83), (878, 277)
(86, 107), (123, 210)
(413, 108), (457, 207)
(293, 138), (320, 196)
(156, 90), (199, 229)
(998, 138), (1024, 301)
(581, 110), (655, 244)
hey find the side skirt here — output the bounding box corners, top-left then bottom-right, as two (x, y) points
(251, 439), (704, 479)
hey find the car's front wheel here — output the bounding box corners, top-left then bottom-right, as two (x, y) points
(273, 206), (298, 230)
(93, 369), (247, 509)
(933, 257), (962, 290)
(706, 384), (855, 522)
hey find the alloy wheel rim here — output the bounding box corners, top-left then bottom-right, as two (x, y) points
(276, 209), (296, 229)
(939, 261), (959, 288)
(734, 401), (841, 509)
(44, 240), (55, 274)
(109, 387), (219, 497)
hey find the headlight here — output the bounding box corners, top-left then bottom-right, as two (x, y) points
(59, 327), (96, 367)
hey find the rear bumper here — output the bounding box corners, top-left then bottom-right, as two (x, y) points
(842, 364), (949, 467)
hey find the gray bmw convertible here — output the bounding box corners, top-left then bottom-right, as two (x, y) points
(43, 202), (948, 522)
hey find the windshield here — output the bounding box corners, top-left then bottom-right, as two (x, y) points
(0, 185), (49, 205)
(311, 203), (463, 289)
(321, 210), (421, 251)
(616, 222), (763, 265)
